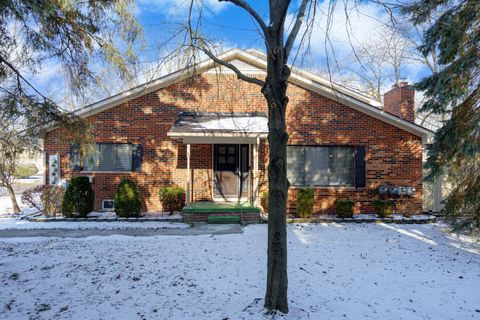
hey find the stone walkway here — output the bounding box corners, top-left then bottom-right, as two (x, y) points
(0, 223), (244, 238)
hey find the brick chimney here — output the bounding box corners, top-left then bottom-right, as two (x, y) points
(383, 81), (415, 122)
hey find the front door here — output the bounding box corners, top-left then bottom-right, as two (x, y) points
(214, 144), (250, 200)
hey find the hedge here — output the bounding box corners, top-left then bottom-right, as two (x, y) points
(114, 178), (142, 217)
(373, 200), (394, 218)
(159, 186), (185, 214)
(297, 188), (314, 218)
(21, 185), (64, 217)
(335, 199), (355, 218)
(61, 177), (94, 217)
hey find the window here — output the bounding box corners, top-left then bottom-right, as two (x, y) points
(287, 146), (364, 187)
(70, 143), (143, 172)
(102, 199), (114, 211)
(82, 144), (130, 171)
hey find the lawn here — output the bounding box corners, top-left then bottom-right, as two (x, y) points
(0, 223), (479, 319)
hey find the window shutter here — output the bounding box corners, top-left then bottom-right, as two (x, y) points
(69, 143), (81, 171)
(355, 146), (366, 188)
(132, 144), (143, 172)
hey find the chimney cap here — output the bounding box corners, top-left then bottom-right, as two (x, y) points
(392, 81), (410, 88)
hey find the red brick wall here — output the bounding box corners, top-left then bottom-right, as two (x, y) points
(383, 82), (415, 122)
(44, 73), (423, 214)
(285, 88), (423, 214)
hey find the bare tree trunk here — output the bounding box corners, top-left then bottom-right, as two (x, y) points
(6, 184), (20, 213)
(186, 0), (312, 313)
(263, 85), (289, 313)
(263, 6), (291, 310)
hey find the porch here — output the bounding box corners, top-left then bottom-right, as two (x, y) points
(168, 112), (268, 220)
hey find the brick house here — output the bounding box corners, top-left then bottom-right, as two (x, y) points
(43, 49), (432, 217)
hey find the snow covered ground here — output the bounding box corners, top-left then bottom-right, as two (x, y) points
(0, 175), (43, 215)
(0, 195), (36, 217)
(1, 223), (479, 320)
(0, 218), (188, 230)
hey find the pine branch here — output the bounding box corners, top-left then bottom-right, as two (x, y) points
(0, 55), (49, 104)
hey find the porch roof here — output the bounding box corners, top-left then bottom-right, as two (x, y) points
(167, 112), (268, 144)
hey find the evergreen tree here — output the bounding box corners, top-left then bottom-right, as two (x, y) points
(403, 0), (480, 231)
(0, 0), (139, 212)
(0, 0), (140, 129)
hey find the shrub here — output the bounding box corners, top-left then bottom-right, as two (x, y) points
(115, 178), (142, 217)
(21, 185), (64, 217)
(335, 199), (355, 218)
(397, 198), (415, 217)
(373, 200), (394, 218)
(61, 177), (94, 217)
(261, 191), (269, 213)
(297, 188), (314, 218)
(159, 186), (185, 214)
(14, 164), (38, 178)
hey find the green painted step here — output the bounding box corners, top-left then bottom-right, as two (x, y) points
(182, 201), (261, 214)
(207, 216), (241, 224)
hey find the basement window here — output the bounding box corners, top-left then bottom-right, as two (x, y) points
(102, 199), (115, 211)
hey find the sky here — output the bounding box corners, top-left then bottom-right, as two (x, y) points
(29, 0), (433, 110)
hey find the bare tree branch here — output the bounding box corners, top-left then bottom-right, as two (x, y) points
(285, 0), (310, 58)
(218, 0), (268, 35)
(182, 1), (264, 86)
(198, 46), (265, 86)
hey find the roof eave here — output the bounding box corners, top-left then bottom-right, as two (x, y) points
(44, 48), (433, 142)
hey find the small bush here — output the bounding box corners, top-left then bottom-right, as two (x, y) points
(61, 177), (94, 217)
(14, 164), (38, 178)
(159, 186), (185, 214)
(115, 178), (142, 217)
(21, 185), (64, 217)
(397, 198), (415, 217)
(297, 188), (314, 218)
(261, 192), (269, 213)
(335, 199), (355, 218)
(373, 200), (394, 218)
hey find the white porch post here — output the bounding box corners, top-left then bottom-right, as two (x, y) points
(186, 143), (191, 208)
(253, 138), (259, 206)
